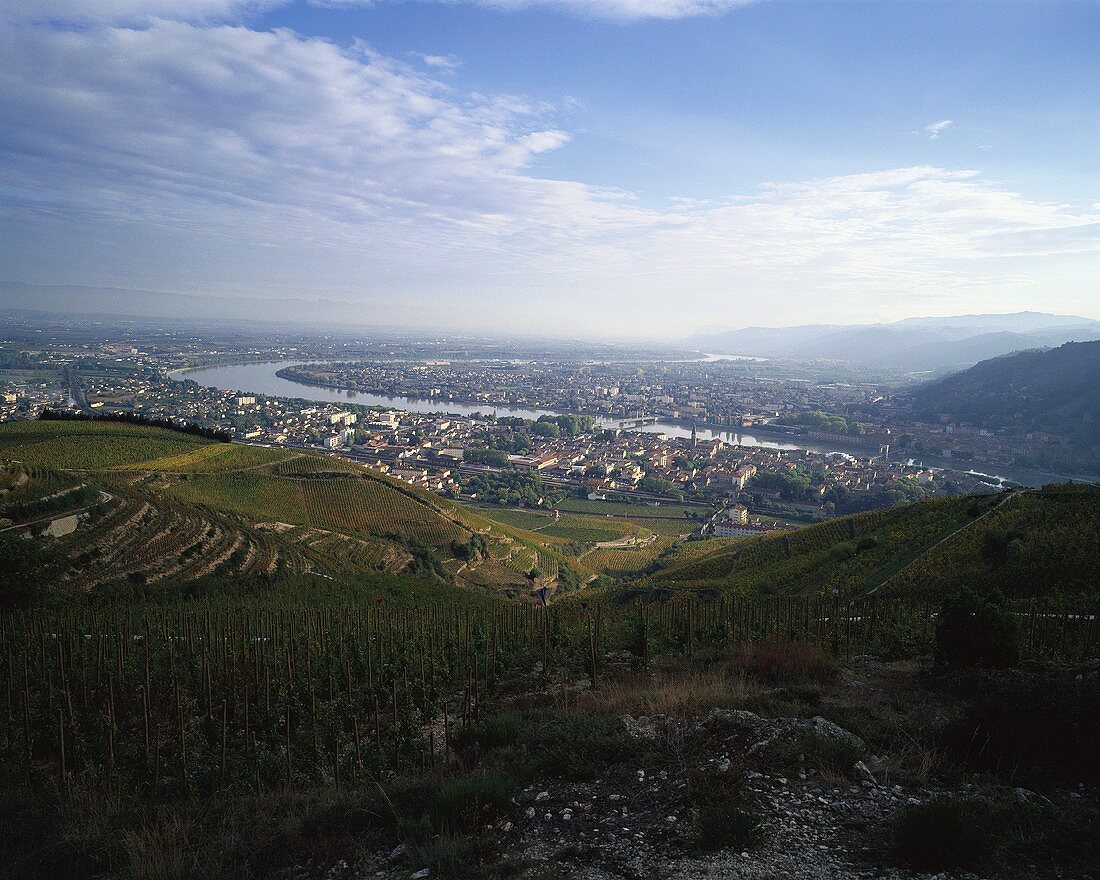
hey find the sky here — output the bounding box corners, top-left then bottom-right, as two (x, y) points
(0, 0), (1097, 337)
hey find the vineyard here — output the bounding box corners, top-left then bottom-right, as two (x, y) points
(645, 495), (993, 596)
(1, 422), (1099, 878)
(128, 443), (297, 473)
(889, 486), (1100, 599)
(0, 420), (212, 469)
(2, 592), (1095, 819)
(583, 535), (678, 577)
(0, 422), (592, 596)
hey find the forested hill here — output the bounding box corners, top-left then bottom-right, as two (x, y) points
(909, 340), (1100, 446)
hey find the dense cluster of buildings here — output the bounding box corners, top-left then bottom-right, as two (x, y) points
(280, 360), (882, 429)
(0, 334), (1023, 511)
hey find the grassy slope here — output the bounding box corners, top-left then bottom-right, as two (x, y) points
(643, 488), (1100, 600)
(4, 421), (1097, 602)
(0, 421), (584, 596)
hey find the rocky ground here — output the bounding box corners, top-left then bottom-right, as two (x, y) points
(306, 657), (1099, 880)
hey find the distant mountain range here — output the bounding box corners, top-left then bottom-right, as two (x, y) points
(692, 312), (1100, 372)
(909, 340), (1100, 448)
(0, 282), (376, 328)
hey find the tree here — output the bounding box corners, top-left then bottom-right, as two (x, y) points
(935, 588), (1019, 668)
(0, 536), (61, 608)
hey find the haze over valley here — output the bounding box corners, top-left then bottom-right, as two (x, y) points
(1, 3), (1097, 880)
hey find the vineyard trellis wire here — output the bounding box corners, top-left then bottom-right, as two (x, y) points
(1, 595), (1095, 804)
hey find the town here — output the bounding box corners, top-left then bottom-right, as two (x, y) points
(0, 322), (1022, 538)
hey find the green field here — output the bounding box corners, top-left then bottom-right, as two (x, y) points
(130, 443), (297, 473)
(0, 421), (585, 595)
(553, 497), (704, 518)
(0, 420), (210, 469)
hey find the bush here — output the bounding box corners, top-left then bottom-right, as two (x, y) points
(799, 732), (862, 778)
(943, 673), (1100, 785)
(428, 773), (515, 834)
(895, 794), (1100, 874)
(0, 536), (62, 607)
(935, 588), (1018, 668)
(686, 766), (761, 851)
(894, 796), (993, 870)
(452, 712), (522, 759)
(523, 714), (639, 781)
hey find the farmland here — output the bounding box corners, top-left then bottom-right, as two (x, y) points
(0, 420), (212, 469)
(0, 422), (585, 598)
(1, 423), (1099, 880)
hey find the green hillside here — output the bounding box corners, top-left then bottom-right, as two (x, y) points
(0, 420), (587, 600)
(910, 340), (1100, 448)
(639, 486), (1100, 600)
(3, 419), (1098, 607)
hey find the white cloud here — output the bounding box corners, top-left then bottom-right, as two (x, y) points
(309, 0), (757, 20)
(417, 53), (462, 72)
(923, 119), (953, 139)
(0, 15), (1096, 333)
(2, 0), (278, 25)
(8, 0), (757, 26)
(473, 0), (755, 19)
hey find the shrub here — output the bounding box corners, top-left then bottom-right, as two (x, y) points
(943, 673), (1100, 785)
(935, 588), (1018, 668)
(894, 796), (993, 870)
(428, 773), (514, 834)
(408, 835), (476, 878)
(523, 713), (639, 781)
(894, 794), (1100, 874)
(800, 732), (862, 778)
(686, 766), (761, 851)
(828, 541), (854, 561)
(452, 712), (522, 759)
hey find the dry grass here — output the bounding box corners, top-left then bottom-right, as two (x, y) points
(121, 817), (194, 880)
(732, 640), (838, 686)
(574, 659), (762, 717)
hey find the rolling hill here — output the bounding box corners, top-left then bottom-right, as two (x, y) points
(3, 419), (1098, 608)
(692, 312), (1100, 372)
(634, 485), (1100, 600)
(0, 420), (588, 599)
(909, 340), (1100, 448)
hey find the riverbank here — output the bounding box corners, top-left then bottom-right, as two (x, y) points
(170, 360), (1097, 489)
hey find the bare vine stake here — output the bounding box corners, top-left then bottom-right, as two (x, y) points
(284, 703), (292, 785)
(57, 709), (67, 801)
(220, 700), (227, 782)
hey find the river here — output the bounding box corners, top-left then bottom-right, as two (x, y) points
(170, 361), (1089, 487)
(171, 361), (865, 455)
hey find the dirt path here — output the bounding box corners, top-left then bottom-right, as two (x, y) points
(867, 489), (1021, 594)
(0, 490), (113, 534)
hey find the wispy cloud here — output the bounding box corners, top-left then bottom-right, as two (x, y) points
(2, 0), (277, 24)
(471, 0), (757, 19)
(8, 0), (758, 25)
(417, 53), (462, 73)
(0, 9), (1096, 332)
(311, 0), (758, 20)
(923, 119), (953, 139)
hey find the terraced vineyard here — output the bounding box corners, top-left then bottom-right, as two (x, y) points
(5, 420), (1096, 606)
(128, 443), (297, 473)
(583, 535), (678, 577)
(468, 503), (697, 578)
(0, 422), (585, 596)
(889, 485), (1100, 598)
(637, 490), (1100, 600)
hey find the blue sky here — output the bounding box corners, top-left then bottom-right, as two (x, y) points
(0, 0), (1097, 336)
